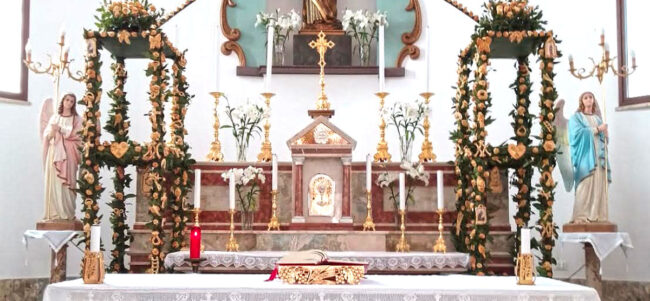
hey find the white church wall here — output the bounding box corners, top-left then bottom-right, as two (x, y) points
(0, 0), (647, 282)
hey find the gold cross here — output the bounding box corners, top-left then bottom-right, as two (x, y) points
(309, 31), (335, 110)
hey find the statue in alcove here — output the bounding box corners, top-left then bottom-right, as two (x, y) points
(302, 0), (342, 32)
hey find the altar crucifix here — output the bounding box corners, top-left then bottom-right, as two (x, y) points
(308, 31), (335, 118)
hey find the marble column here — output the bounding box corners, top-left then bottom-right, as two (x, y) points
(340, 157), (352, 223)
(291, 156), (305, 223)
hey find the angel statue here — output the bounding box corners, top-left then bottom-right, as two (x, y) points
(555, 92), (611, 225)
(40, 93), (82, 221)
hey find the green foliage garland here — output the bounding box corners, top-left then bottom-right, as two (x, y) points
(95, 0), (163, 32)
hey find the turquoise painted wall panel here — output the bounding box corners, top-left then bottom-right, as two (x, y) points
(227, 0), (266, 67)
(377, 0), (415, 67)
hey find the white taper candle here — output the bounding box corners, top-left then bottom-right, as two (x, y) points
(426, 25), (431, 92)
(229, 172), (236, 210)
(194, 169), (201, 209)
(399, 173), (406, 210)
(521, 228), (531, 254)
(437, 170), (444, 210)
(265, 26), (274, 92)
(366, 154), (372, 192)
(378, 24), (385, 92)
(90, 225), (101, 252)
(272, 154), (278, 190)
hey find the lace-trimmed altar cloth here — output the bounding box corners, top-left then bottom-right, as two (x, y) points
(43, 274), (600, 301)
(164, 251), (470, 272)
(558, 232), (633, 261)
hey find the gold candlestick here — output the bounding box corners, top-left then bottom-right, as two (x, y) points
(24, 34), (85, 107)
(225, 209), (239, 252)
(81, 250), (105, 284)
(418, 92), (437, 162)
(267, 190), (280, 231)
(516, 253), (535, 285)
(206, 92), (224, 161)
(433, 209), (447, 253)
(257, 92), (275, 162)
(193, 208), (201, 226)
(374, 92), (391, 162)
(395, 209), (410, 252)
(362, 190), (375, 231)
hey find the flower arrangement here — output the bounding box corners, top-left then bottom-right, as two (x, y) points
(255, 9), (301, 65)
(376, 162), (430, 228)
(477, 1), (545, 39)
(222, 166), (266, 229)
(95, 0), (164, 32)
(221, 98), (269, 161)
(384, 100), (429, 163)
(341, 9), (388, 66)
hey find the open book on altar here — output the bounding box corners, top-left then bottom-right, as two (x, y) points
(268, 250), (368, 284)
(276, 250), (367, 267)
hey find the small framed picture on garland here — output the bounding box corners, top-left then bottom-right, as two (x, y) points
(476, 204), (487, 225)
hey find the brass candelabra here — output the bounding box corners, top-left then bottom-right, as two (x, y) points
(568, 32), (637, 202)
(225, 209), (239, 252)
(257, 92), (275, 162)
(395, 209), (410, 252)
(24, 31), (85, 106)
(267, 190), (280, 231)
(432, 209), (447, 253)
(374, 92), (391, 162)
(206, 92), (224, 161)
(362, 190), (375, 231)
(418, 92), (436, 162)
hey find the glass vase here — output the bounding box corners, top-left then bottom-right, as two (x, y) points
(235, 141), (248, 162)
(241, 210), (254, 230)
(358, 43), (371, 67)
(399, 138), (414, 164)
(273, 42), (285, 66)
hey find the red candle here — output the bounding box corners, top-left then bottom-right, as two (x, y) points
(189, 226), (201, 259)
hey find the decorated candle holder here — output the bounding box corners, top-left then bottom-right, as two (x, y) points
(418, 92), (437, 162)
(257, 92), (275, 162)
(267, 190), (280, 231)
(82, 251), (105, 284)
(374, 92), (391, 162)
(516, 253), (535, 285)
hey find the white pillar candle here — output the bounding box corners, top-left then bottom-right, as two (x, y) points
(272, 154), (278, 190)
(194, 169), (201, 209)
(265, 26), (274, 92)
(24, 40), (32, 61)
(229, 172), (236, 210)
(90, 225), (100, 252)
(521, 228), (531, 254)
(378, 24), (385, 92)
(399, 173), (406, 210)
(425, 25), (431, 92)
(366, 154), (372, 192)
(437, 170), (444, 210)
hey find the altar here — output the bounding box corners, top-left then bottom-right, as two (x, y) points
(164, 251), (470, 274)
(43, 274), (600, 301)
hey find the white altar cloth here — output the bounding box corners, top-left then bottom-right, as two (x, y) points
(43, 274), (600, 301)
(164, 251), (469, 272)
(558, 232), (633, 261)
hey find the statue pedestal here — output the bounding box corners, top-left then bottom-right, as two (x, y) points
(36, 219), (83, 231)
(293, 34), (351, 66)
(562, 222), (618, 233)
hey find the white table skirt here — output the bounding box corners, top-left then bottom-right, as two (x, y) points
(164, 251), (470, 272)
(43, 274), (600, 301)
(558, 232), (633, 261)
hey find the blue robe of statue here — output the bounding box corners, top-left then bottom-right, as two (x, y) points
(568, 112), (611, 186)
(568, 112), (611, 222)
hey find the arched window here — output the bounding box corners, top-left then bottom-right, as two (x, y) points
(617, 0), (650, 107)
(0, 0), (29, 102)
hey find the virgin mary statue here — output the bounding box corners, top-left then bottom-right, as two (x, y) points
(40, 94), (82, 220)
(568, 91), (611, 223)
